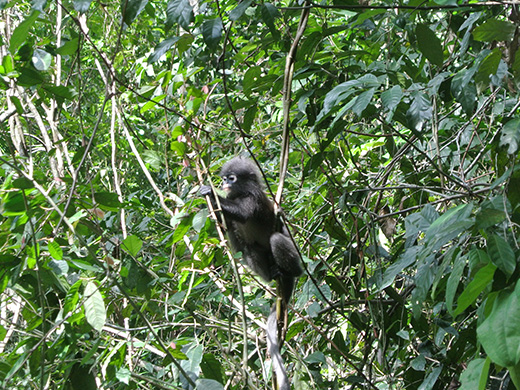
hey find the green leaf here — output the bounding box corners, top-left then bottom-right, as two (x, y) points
(348, 88), (375, 117)
(48, 259), (69, 275)
(122, 0), (148, 26)
(42, 85), (76, 102)
(56, 38), (79, 56)
(172, 217), (192, 243)
(17, 67), (44, 87)
(200, 353), (224, 384)
(381, 86), (403, 111)
(32, 48), (51, 71)
(73, 0), (94, 13)
(12, 177), (34, 189)
(406, 91), (432, 131)
(9, 11), (40, 54)
(48, 241), (63, 260)
(416, 24), (443, 66)
(475, 207), (506, 230)
(243, 66), (262, 97)
(3, 192), (25, 214)
(83, 282), (106, 332)
(148, 37), (181, 63)
(418, 366), (441, 390)
(453, 262), (496, 316)
(477, 280), (520, 367)
(378, 247), (419, 291)
(202, 18), (223, 51)
(446, 254), (466, 316)
(499, 118), (520, 155)
(487, 234), (516, 276)
(193, 210), (208, 233)
(473, 19), (516, 42)
(166, 0), (193, 30)
(122, 235), (143, 257)
(195, 379), (225, 390)
(229, 0), (254, 21)
(458, 358), (490, 390)
(475, 48), (501, 86)
(94, 192), (123, 210)
(424, 203), (473, 251)
(261, 3), (281, 39)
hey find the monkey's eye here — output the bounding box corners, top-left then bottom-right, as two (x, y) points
(223, 175), (237, 185)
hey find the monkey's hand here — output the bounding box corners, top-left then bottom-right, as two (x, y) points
(199, 185), (213, 197)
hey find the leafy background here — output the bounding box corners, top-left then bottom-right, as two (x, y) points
(1, 0), (520, 389)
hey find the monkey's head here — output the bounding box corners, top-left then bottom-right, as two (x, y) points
(220, 157), (262, 198)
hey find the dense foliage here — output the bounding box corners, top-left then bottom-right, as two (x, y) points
(1, 0), (520, 389)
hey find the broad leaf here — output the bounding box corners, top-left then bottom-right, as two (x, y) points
(477, 281), (520, 367)
(416, 24), (443, 66)
(500, 118), (520, 155)
(122, 235), (143, 257)
(73, 0), (93, 13)
(122, 0), (148, 26)
(458, 358), (490, 390)
(473, 19), (516, 42)
(84, 282), (106, 332)
(453, 262), (496, 316)
(487, 234), (516, 276)
(202, 18), (223, 51)
(9, 11), (40, 54)
(229, 0), (254, 21)
(406, 91), (432, 131)
(381, 86), (403, 111)
(166, 0), (193, 30)
(148, 37), (181, 63)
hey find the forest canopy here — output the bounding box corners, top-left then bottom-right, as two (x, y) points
(1, 0), (520, 389)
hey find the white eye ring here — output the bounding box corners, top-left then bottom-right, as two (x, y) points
(223, 175), (237, 184)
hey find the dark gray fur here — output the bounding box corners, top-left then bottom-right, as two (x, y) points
(200, 156), (302, 301)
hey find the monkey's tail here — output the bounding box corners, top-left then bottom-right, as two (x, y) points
(267, 306), (290, 390)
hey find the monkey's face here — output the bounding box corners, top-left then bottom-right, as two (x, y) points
(221, 174), (237, 194)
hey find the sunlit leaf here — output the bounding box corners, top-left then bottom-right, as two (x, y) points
(166, 0), (193, 30)
(73, 0), (93, 13)
(458, 358), (490, 390)
(122, 235), (143, 257)
(9, 11), (40, 53)
(84, 282), (106, 332)
(229, 0), (253, 21)
(473, 19), (516, 42)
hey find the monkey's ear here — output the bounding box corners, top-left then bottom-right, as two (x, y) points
(200, 185), (213, 196)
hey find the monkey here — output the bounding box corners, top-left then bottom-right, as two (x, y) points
(200, 156), (302, 390)
(200, 156), (303, 301)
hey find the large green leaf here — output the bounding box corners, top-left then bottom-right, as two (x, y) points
(487, 234), (516, 277)
(477, 280), (520, 367)
(122, 0), (148, 25)
(166, 0), (193, 30)
(9, 11), (40, 53)
(473, 19), (516, 42)
(202, 18), (223, 51)
(83, 282), (106, 332)
(122, 235), (143, 257)
(229, 0), (254, 21)
(458, 358), (490, 390)
(453, 262), (496, 316)
(499, 118), (520, 155)
(406, 90), (432, 131)
(416, 24), (443, 66)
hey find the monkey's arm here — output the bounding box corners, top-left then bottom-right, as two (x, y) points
(200, 186), (257, 223)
